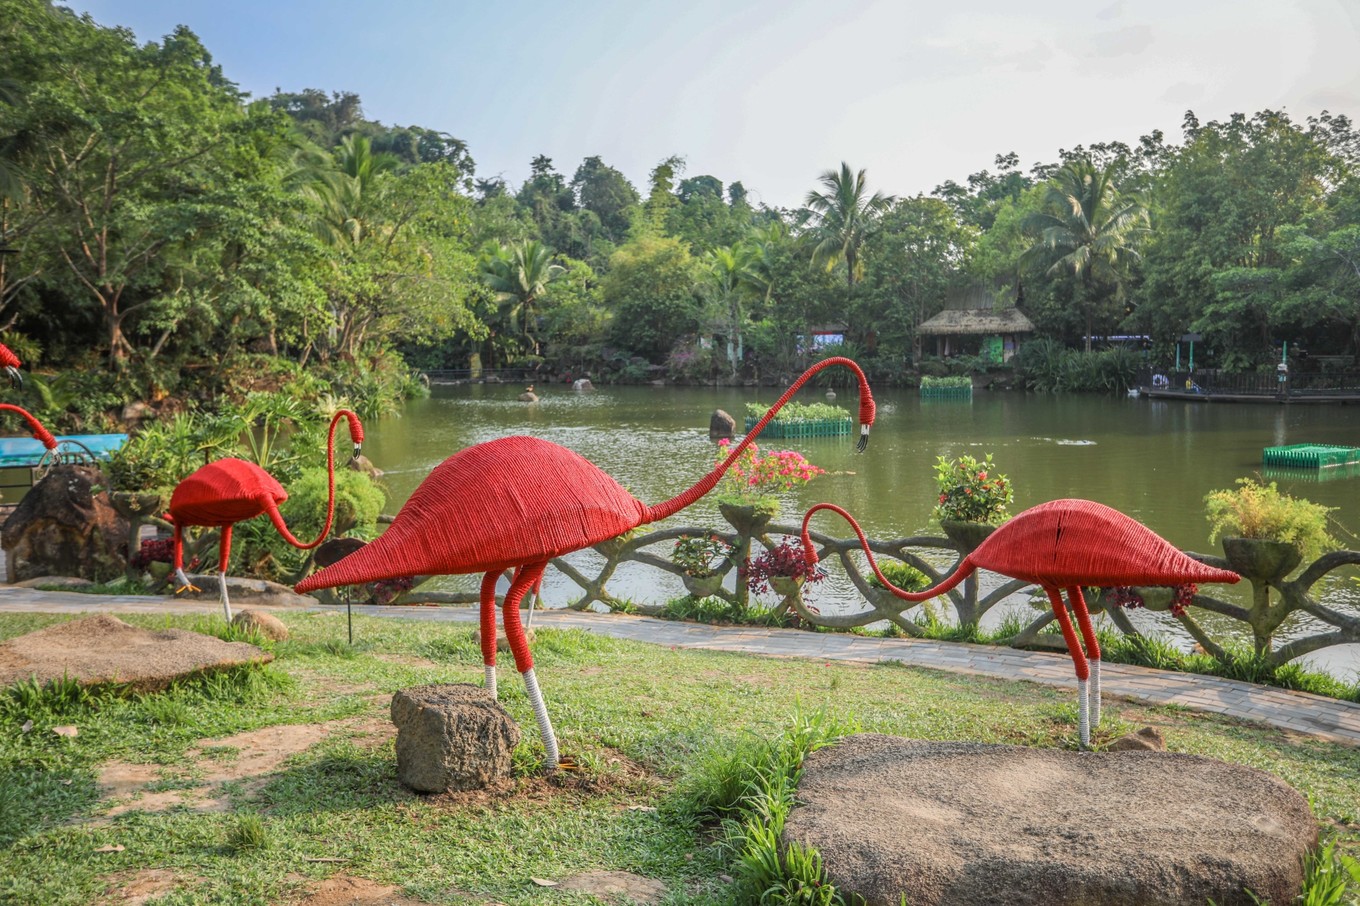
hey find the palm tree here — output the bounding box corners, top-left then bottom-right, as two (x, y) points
(1023, 158), (1149, 352)
(480, 240), (565, 357)
(804, 163), (895, 289)
(702, 244), (759, 374)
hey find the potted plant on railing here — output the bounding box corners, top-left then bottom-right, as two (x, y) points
(933, 453), (1012, 550)
(713, 439), (825, 533)
(1204, 478), (1336, 582)
(672, 533), (736, 598)
(746, 537), (825, 601)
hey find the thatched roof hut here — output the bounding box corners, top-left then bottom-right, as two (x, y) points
(917, 306), (1034, 362)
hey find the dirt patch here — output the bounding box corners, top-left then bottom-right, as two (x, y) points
(291, 874), (438, 906)
(427, 745), (660, 810)
(0, 614), (271, 692)
(102, 869), (193, 905)
(99, 723), (335, 818)
(557, 871), (666, 904)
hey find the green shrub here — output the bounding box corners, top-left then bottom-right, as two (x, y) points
(233, 468), (385, 584)
(744, 400), (850, 422)
(1204, 478), (1337, 561)
(932, 453), (1012, 524)
(868, 560), (929, 591)
(919, 375), (972, 390)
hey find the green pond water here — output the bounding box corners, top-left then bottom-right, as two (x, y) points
(364, 382), (1360, 678)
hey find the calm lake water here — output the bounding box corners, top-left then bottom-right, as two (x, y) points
(364, 382), (1360, 677)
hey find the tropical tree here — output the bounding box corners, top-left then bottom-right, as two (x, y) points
(479, 239), (565, 356)
(803, 162), (895, 289)
(1022, 157), (1148, 352)
(700, 243), (758, 374)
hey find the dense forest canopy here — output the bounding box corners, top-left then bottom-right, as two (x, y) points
(5, 0), (1360, 428)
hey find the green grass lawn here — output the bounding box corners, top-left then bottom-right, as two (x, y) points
(1, 610), (1357, 905)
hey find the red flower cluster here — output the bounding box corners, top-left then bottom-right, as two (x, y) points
(1103, 583), (1197, 618)
(743, 538), (825, 595)
(130, 538), (174, 569)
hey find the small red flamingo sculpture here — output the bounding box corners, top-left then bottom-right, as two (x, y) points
(167, 409), (365, 622)
(801, 499), (1240, 747)
(297, 357), (876, 770)
(0, 343), (24, 388)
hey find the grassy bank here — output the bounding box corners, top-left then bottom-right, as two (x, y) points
(1, 611), (1357, 905)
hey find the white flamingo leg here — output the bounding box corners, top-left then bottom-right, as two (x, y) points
(1067, 586), (1103, 731)
(503, 562), (559, 770)
(219, 571), (232, 622)
(522, 667), (559, 769)
(1048, 586), (1092, 748)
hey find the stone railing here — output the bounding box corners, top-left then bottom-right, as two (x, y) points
(387, 506), (1360, 669)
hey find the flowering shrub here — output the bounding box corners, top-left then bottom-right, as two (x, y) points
(1104, 583), (1198, 618)
(714, 440), (825, 502)
(744, 538), (826, 595)
(131, 537), (177, 570)
(932, 453), (1012, 524)
(672, 534), (735, 577)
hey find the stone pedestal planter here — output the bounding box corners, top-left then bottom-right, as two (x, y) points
(682, 573), (725, 597)
(939, 519), (996, 552)
(718, 501), (776, 537)
(390, 683), (521, 792)
(1221, 537), (1302, 583)
(769, 575), (804, 598)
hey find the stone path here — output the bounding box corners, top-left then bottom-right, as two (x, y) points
(3, 586), (1359, 747)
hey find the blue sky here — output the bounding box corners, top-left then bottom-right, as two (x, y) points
(67, 0), (1360, 208)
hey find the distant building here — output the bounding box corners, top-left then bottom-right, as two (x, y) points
(917, 286), (1034, 363)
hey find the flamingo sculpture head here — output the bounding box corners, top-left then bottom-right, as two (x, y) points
(802, 499), (1239, 746)
(166, 409), (365, 621)
(296, 356), (876, 769)
(0, 344), (23, 389)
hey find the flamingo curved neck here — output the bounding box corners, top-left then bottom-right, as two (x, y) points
(0, 404), (57, 450)
(800, 502), (972, 603)
(643, 357), (873, 524)
(269, 410), (361, 550)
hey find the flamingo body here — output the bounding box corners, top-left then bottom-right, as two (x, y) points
(298, 437), (645, 590)
(168, 458), (286, 527)
(963, 499), (1239, 589)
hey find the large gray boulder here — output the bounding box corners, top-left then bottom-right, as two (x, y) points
(709, 408), (736, 442)
(786, 734), (1316, 906)
(2, 464), (129, 583)
(390, 683), (521, 792)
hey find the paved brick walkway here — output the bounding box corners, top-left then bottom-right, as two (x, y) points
(4, 586), (1359, 747)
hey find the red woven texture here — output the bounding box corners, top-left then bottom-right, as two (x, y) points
(806, 498), (1240, 602)
(298, 437), (646, 591)
(0, 344), (20, 370)
(968, 499), (1239, 587)
(168, 458), (287, 527)
(0, 404), (58, 450)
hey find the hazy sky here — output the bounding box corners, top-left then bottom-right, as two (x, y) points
(67, 0), (1360, 209)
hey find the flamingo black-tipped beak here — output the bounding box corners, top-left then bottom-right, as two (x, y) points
(6, 367), (21, 389)
(856, 424), (870, 453)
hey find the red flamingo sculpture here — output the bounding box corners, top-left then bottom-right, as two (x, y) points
(297, 357), (876, 770)
(167, 409), (365, 622)
(0, 343), (23, 388)
(801, 499), (1240, 747)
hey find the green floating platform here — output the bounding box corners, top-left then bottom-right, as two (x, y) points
(743, 416), (851, 439)
(1261, 444), (1360, 470)
(919, 385), (973, 400)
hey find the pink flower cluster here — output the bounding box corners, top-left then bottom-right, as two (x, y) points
(715, 440), (825, 493)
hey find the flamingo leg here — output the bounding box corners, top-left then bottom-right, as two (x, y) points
(503, 561), (558, 770)
(1046, 586), (1091, 748)
(1066, 585), (1102, 731)
(172, 524), (200, 594)
(478, 571), (500, 699)
(218, 524), (234, 622)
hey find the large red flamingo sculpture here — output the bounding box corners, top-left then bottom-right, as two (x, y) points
(167, 409), (365, 622)
(0, 343), (23, 388)
(297, 357), (876, 770)
(801, 499), (1240, 747)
